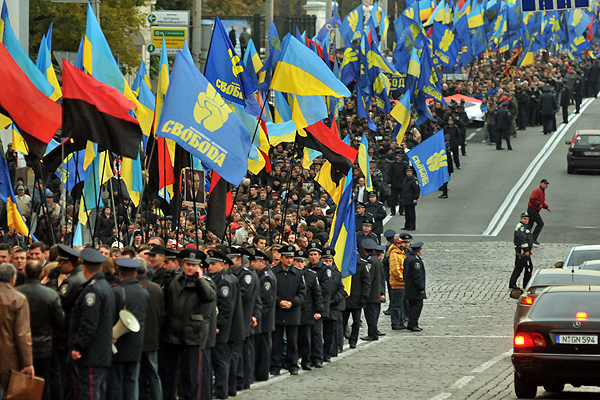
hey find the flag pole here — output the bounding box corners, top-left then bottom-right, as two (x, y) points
(190, 154), (200, 248)
(130, 141), (155, 247)
(278, 139), (298, 243)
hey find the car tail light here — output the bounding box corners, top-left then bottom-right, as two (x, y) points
(520, 296), (535, 305)
(576, 312), (588, 321)
(515, 332), (546, 347)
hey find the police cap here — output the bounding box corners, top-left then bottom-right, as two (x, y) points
(56, 244), (80, 262)
(179, 248), (207, 265)
(164, 248), (179, 259)
(226, 246), (252, 258)
(410, 241), (424, 249)
(147, 245), (166, 256)
(520, 212), (530, 218)
(361, 238), (379, 250)
(115, 258), (140, 269)
(253, 249), (272, 263)
(294, 249), (308, 260)
(308, 242), (322, 253)
(207, 249), (233, 265)
(279, 245), (296, 257)
(80, 248), (107, 265)
(368, 191), (377, 198)
(362, 217), (374, 226)
(322, 247), (335, 258)
(384, 229), (396, 239)
(399, 233), (413, 242)
(357, 202), (366, 208)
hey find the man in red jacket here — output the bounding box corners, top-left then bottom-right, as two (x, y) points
(527, 179), (552, 245)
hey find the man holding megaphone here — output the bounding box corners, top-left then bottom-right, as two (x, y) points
(110, 257), (149, 400)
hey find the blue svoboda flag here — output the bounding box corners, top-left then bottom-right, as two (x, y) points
(156, 49), (252, 186)
(407, 130), (450, 197)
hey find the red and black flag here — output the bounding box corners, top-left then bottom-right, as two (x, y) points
(299, 121), (357, 180)
(205, 171), (233, 239)
(0, 43), (62, 159)
(61, 60), (143, 159)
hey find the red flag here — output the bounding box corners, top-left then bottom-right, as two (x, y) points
(0, 42), (61, 146)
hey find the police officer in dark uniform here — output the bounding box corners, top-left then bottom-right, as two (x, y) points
(365, 192), (386, 242)
(401, 168), (420, 231)
(356, 217), (380, 258)
(111, 258), (149, 400)
(354, 202), (373, 230)
(69, 247), (115, 400)
(295, 249), (323, 371)
(572, 70), (584, 113)
(342, 253), (371, 348)
(50, 244), (85, 400)
(404, 242), (426, 332)
(250, 250), (277, 381)
(150, 246), (178, 289)
(307, 242), (330, 368)
(199, 257), (217, 400)
(382, 229), (396, 315)
(207, 249), (241, 399)
(360, 239), (386, 341)
(321, 247), (345, 361)
(225, 246), (262, 392)
(271, 245), (307, 376)
(509, 213), (534, 290)
(160, 248), (216, 400)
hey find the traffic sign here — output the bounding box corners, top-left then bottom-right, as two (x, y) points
(522, 0), (589, 12)
(147, 11), (189, 26)
(150, 27), (188, 55)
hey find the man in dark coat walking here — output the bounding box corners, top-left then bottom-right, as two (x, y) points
(401, 168), (420, 231)
(342, 255), (371, 348)
(403, 242), (426, 332)
(494, 101), (513, 150)
(538, 86), (558, 135)
(360, 239), (386, 341)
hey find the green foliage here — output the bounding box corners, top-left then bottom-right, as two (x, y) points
(29, 0), (145, 74)
(155, 0), (192, 10)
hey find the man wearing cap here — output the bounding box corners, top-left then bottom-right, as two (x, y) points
(494, 101), (513, 150)
(509, 213), (534, 290)
(382, 229), (396, 315)
(354, 202), (373, 230)
(388, 151), (409, 216)
(360, 239), (386, 341)
(111, 258), (149, 400)
(403, 242), (426, 332)
(294, 249), (323, 371)
(161, 248), (216, 400)
(356, 218), (380, 258)
(527, 179), (552, 245)
(51, 244), (86, 400)
(225, 246), (262, 392)
(401, 168), (420, 231)
(15, 185), (31, 223)
(207, 249), (242, 399)
(307, 242), (330, 368)
(343, 253), (371, 348)
(388, 234), (411, 330)
(365, 192), (386, 242)
(150, 246), (178, 289)
(69, 248), (115, 400)
(251, 250), (277, 381)
(271, 245), (307, 376)
(321, 247), (345, 361)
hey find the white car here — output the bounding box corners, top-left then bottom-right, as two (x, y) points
(555, 245), (600, 269)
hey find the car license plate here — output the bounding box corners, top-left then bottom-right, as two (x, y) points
(584, 151), (600, 156)
(556, 335), (598, 344)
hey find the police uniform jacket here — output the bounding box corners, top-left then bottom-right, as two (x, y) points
(17, 279), (64, 359)
(573, 77), (584, 97)
(111, 278), (149, 362)
(345, 259), (371, 309)
(201, 278), (217, 349)
(538, 92), (558, 115)
(327, 265), (346, 320)
(365, 201), (386, 235)
(272, 263), (307, 326)
(231, 265), (262, 338)
(228, 272), (246, 343)
(257, 266), (277, 333)
(400, 175), (420, 206)
(388, 160), (409, 189)
(403, 254), (427, 300)
(69, 272), (115, 367)
(365, 255), (385, 303)
(137, 275), (164, 352)
(357, 231), (380, 258)
(55, 266), (86, 351)
(211, 269), (241, 343)
(445, 124), (461, 148)
(161, 272), (216, 346)
(354, 211), (374, 232)
(152, 266), (177, 290)
(299, 268), (323, 325)
(514, 222), (533, 253)
(308, 260), (331, 318)
(494, 107), (512, 130)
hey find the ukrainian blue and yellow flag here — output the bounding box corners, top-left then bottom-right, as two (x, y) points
(0, 0), (8, 42)
(35, 35), (61, 101)
(121, 153), (143, 206)
(137, 79), (155, 149)
(358, 134), (373, 192)
(290, 94), (328, 130)
(390, 90), (412, 144)
(243, 39), (266, 89)
(271, 35), (350, 98)
(78, 150), (113, 226)
(0, 147), (36, 242)
(132, 60), (151, 93)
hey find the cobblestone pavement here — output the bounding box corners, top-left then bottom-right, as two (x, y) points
(234, 241), (600, 400)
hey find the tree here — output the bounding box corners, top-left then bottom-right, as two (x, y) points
(156, 0), (263, 16)
(29, 0), (145, 74)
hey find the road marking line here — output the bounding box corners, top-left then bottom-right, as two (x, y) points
(249, 336), (390, 389)
(471, 350), (512, 373)
(430, 392), (453, 400)
(467, 132), (478, 140)
(476, 128), (482, 131)
(407, 233), (486, 237)
(574, 226), (598, 229)
(482, 98), (594, 236)
(450, 376), (475, 389)
(383, 214), (393, 226)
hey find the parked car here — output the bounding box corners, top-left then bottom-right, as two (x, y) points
(566, 130), (600, 174)
(555, 245), (600, 269)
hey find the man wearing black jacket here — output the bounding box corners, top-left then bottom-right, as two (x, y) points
(321, 247), (345, 361)
(401, 169), (420, 231)
(572, 70), (584, 113)
(365, 192), (386, 242)
(252, 250), (277, 381)
(360, 239), (386, 341)
(444, 117), (461, 169)
(111, 258), (149, 400)
(494, 102), (513, 150)
(387, 151), (409, 215)
(403, 242), (427, 332)
(342, 255), (371, 348)
(307, 243), (330, 369)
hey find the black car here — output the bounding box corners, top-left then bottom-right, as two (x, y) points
(566, 130), (600, 174)
(512, 286), (600, 398)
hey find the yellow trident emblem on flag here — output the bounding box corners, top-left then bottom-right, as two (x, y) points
(439, 30), (454, 52)
(194, 85), (230, 132)
(426, 150), (448, 171)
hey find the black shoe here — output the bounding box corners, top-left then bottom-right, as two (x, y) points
(361, 336), (378, 341)
(508, 148), (513, 150)
(391, 325), (406, 330)
(314, 362), (323, 368)
(290, 370), (299, 375)
(399, 212), (404, 216)
(497, 147), (504, 150)
(301, 364), (312, 371)
(574, 111), (580, 114)
(377, 331), (386, 336)
(533, 240), (540, 245)
(409, 327), (423, 332)
(456, 166), (461, 169)
(509, 285), (521, 290)
(270, 370), (281, 376)
(390, 212), (396, 216)
(349, 343), (357, 349)
(405, 228), (415, 231)
(383, 309), (391, 315)
(439, 194), (448, 199)
(344, 333), (350, 339)
(324, 357), (331, 362)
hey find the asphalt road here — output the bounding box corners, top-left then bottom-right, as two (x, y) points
(384, 97), (600, 246)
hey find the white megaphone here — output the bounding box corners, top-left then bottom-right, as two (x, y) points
(112, 309), (140, 354)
